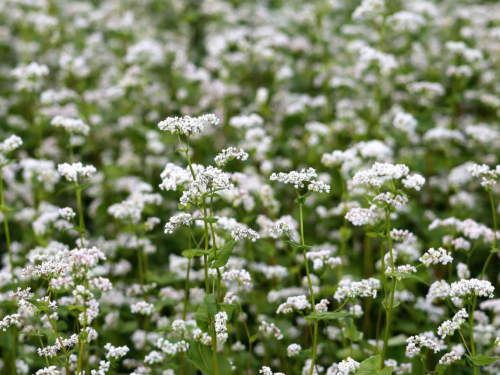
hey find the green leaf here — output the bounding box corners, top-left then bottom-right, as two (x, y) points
(489, 247), (500, 253)
(22, 331), (45, 337)
(385, 272), (428, 285)
(194, 302), (210, 332)
(382, 301), (401, 310)
(249, 334), (257, 343)
(435, 364), (448, 375)
(68, 305), (87, 311)
(358, 355), (381, 372)
(284, 240), (301, 248)
(357, 355), (394, 374)
(366, 232), (379, 237)
(175, 148), (186, 153)
(203, 295), (218, 317)
(182, 249), (209, 259)
(186, 341), (233, 375)
(387, 333), (407, 346)
(210, 241), (236, 269)
(25, 298), (55, 314)
(378, 367), (394, 375)
(471, 354), (500, 366)
(0, 205), (14, 212)
(219, 303), (237, 322)
(304, 312), (352, 322)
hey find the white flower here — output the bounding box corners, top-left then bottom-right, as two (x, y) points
(277, 295), (311, 314)
(337, 357), (360, 375)
(402, 174), (426, 191)
(385, 265), (417, 280)
(59, 207), (76, 221)
(345, 206), (377, 226)
(449, 279), (495, 301)
(58, 162), (96, 182)
(419, 247), (453, 267)
(0, 135), (23, 154)
(334, 278), (379, 301)
(269, 221), (292, 238)
(287, 343), (301, 357)
(0, 314), (21, 331)
(270, 168), (318, 189)
(172, 319), (187, 333)
(406, 334), (443, 357)
(157, 114), (219, 136)
(164, 213), (192, 234)
(51, 116), (90, 136)
(439, 350), (461, 365)
(437, 309), (468, 339)
(231, 225), (260, 242)
(308, 180), (331, 193)
(214, 147), (249, 166)
(104, 343), (130, 359)
(130, 301), (154, 315)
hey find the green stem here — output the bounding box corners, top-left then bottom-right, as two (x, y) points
(299, 200), (318, 375)
(480, 191), (497, 279)
(381, 210), (395, 367)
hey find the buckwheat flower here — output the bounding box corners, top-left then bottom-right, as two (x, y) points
(214, 147), (249, 167)
(231, 225), (260, 242)
(337, 357), (360, 375)
(0, 314), (21, 331)
(449, 279), (495, 301)
(269, 221), (292, 238)
(393, 112), (418, 133)
(374, 193), (408, 207)
(179, 188), (202, 206)
(159, 163), (201, 191)
(334, 279), (378, 301)
(0, 135), (23, 154)
(131, 301), (154, 315)
(287, 343), (301, 357)
(22, 260), (70, 279)
(456, 263), (470, 279)
(345, 206), (377, 226)
(51, 116), (90, 136)
(35, 366), (61, 375)
(419, 247), (453, 267)
(58, 207), (75, 221)
(385, 265), (417, 280)
(11, 62), (49, 92)
(439, 350), (461, 365)
(58, 162), (96, 182)
(353, 0), (385, 23)
(426, 280), (450, 302)
(145, 217), (161, 231)
(222, 269), (251, 286)
(104, 343), (130, 360)
(192, 166), (234, 191)
(277, 295), (311, 314)
(158, 114), (219, 136)
(437, 309), (468, 339)
(143, 350), (164, 365)
(308, 180), (331, 193)
(325, 257), (342, 268)
(316, 299), (330, 312)
(164, 213), (192, 234)
(259, 321), (283, 340)
(402, 174), (426, 191)
(157, 338), (179, 355)
(270, 168), (318, 189)
(214, 311), (228, 343)
(451, 237), (471, 251)
(349, 305), (364, 318)
(259, 366), (285, 375)
(405, 334), (442, 357)
(468, 163), (500, 188)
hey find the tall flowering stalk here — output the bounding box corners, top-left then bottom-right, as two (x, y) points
(269, 168), (330, 375)
(345, 162), (425, 366)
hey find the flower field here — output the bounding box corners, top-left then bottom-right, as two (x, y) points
(2, 0), (500, 374)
